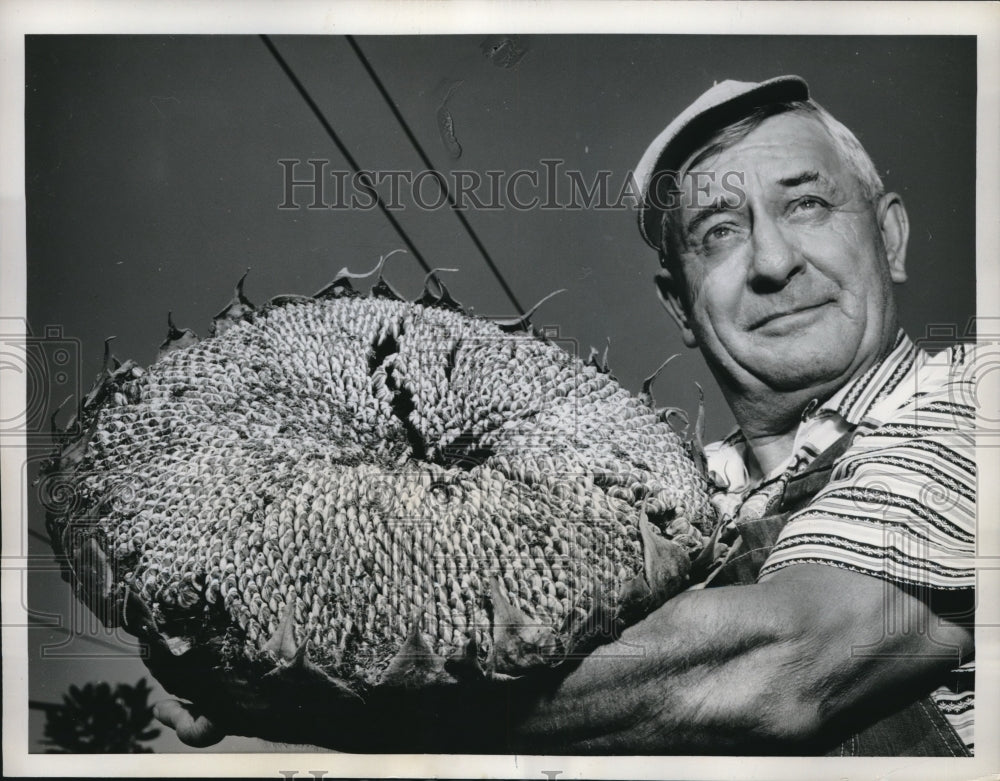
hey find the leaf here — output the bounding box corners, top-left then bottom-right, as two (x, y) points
(41, 677), (160, 753)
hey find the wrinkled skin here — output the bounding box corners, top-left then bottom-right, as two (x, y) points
(153, 565), (973, 755)
(656, 112), (909, 473)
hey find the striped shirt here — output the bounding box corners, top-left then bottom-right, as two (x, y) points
(703, 329), (977, 752)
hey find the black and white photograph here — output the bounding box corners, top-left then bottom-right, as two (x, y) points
(2, 2), (998, 778)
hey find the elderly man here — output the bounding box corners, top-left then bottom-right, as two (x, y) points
(156, 76), (975, 756)
(501, 75), (976, 756)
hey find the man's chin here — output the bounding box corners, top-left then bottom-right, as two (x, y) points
(737, 324), (862, 393)
(751, 355), (853, 394)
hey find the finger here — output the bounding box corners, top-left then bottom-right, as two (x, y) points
(153, 698), (225, 747)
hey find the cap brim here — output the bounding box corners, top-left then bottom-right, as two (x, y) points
(637, 75), (810, 249)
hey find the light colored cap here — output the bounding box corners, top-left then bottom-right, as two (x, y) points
(635, 75), (810, 250)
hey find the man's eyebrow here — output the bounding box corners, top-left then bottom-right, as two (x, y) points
(777, 170), (824, 188)
(684, 200), (734, 236)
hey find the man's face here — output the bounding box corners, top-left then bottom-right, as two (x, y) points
(665, 111), (908, 397)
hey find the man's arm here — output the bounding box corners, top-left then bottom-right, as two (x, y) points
(506, 563), (972, 754)
(154, 562), (972, 753)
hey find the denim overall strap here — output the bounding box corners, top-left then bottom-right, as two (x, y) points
(706, 430), (969, 756)
(709, 429), (856, 588)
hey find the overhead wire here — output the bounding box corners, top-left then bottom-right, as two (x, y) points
(27, 620), (142, 655)
(25, 532), (140, 654)
(259, 35), (432, 274)
(345, 36), (525, 315)
(28, 527), (49, 544)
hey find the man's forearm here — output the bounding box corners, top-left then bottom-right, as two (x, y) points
(152, 564), (972, 753)
(505, 565), (973, 754)
(507, 577), (813, 753)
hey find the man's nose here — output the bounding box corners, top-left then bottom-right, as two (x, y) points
(748, 216), (804, 292)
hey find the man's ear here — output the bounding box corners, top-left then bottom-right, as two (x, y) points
(877, 192), (909, 283)
(654, 269), (698, 348)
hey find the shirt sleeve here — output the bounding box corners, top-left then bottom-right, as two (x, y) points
(758, 344), (978, 590)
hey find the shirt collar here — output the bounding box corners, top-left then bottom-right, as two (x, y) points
(823, 329), (918, 426)
(705, 329), (918, 485)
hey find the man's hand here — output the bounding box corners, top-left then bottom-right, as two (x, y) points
(505, 563), (972, 754)
(150, 563), (972, 754)
(152, 699), (224, 748)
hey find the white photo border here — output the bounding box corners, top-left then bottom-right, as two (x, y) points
(2, 2), (997, 779)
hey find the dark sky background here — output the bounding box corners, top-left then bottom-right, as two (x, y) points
(23, 35), (976, 752)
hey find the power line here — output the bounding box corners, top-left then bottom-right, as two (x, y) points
(28, 527), (49, 545)
(28, 621), (140, 655)
(259, 35), (432, 275)
(345, 36), (525, 315)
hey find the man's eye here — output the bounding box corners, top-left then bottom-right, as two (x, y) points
(704, 224), (735, 245)
(793, 196), (828, 213)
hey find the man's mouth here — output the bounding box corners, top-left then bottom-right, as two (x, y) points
(750, 300), (834, 330)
